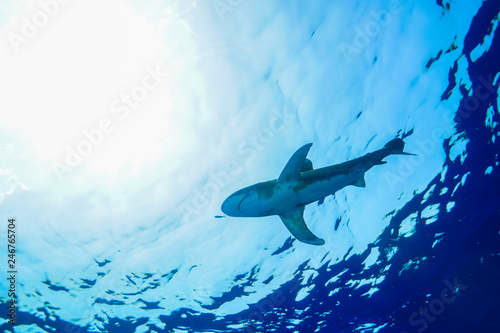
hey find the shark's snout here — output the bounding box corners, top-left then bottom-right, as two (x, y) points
(221, 192), (246, 217)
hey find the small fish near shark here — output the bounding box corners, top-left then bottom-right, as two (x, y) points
(221, 138), (414, 246)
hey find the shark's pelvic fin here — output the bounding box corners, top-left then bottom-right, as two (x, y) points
(278, 143), (313, 184)
(279, 206), (325, 246)
(352, 176), (366, 188)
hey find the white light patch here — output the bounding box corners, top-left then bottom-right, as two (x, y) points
(384, 247), (398, 261)
(399, 212), (417, 238)
(485, 105), (496, 129)
(422, 203), (439, 225)
(448, 133), (470, 164)
(0, 0), (187, 178)
(470, 16), (499, 62)
(295, 284), (314, 302)
(440, 165), (448, 182)
(362, 247), (380, 269)
(361, 287), (380, 298)
(456, 172), (471, 191)
(432, 238), (442, 248)
(326, 268), (349, 287)
(422, 184), (436, 202)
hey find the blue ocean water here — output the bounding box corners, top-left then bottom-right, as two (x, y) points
(1, 0), (499, 332)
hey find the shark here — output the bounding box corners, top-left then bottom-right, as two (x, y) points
(221, 138), (414, 246)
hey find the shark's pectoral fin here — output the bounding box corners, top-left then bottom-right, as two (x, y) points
(279, 207), (325, 246)
(278, 143), (313, 184)
(352, 176), (366, 188)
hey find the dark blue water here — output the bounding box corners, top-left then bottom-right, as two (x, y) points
(2, 1), (499, 332)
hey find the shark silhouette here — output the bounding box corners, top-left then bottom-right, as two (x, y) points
(221, 138), (413, 245)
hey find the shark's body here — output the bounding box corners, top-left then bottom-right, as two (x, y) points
(221, 138), (413, 245)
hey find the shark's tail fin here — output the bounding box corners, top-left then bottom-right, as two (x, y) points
(384, 138), (416, 156)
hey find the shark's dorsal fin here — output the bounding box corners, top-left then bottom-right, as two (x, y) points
(278, 143), (313, 184)
(279, 206), (325, 246)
